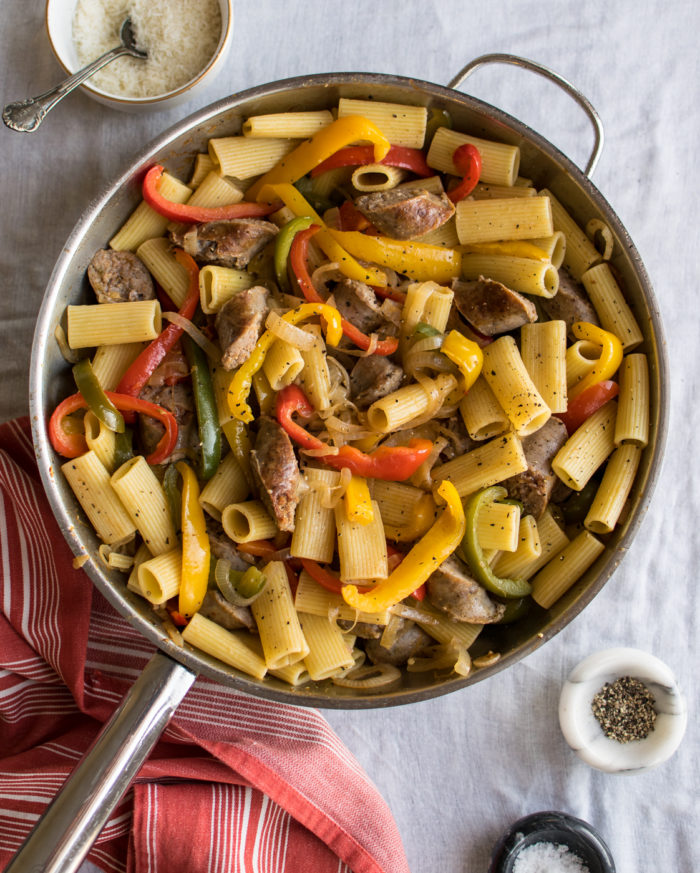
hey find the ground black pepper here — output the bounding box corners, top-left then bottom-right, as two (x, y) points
(591, 675), (656, 743)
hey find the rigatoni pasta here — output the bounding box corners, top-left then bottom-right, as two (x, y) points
(46, 95), (652, 692)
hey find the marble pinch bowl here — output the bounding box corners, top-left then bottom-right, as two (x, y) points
(488, 811), (615, 873)
(45, 0), (234, 112)
(558, 647), (687, 774)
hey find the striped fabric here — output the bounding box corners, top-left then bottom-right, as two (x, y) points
(0, 418), (409, 873)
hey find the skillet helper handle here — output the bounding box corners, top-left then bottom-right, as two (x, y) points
(5, 650), (196, 873)
(447, 52), (605, 177)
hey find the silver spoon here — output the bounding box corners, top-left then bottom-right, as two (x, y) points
(2, 18), (147, 133)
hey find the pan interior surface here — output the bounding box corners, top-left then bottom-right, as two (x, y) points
(30, 73), (668, 708)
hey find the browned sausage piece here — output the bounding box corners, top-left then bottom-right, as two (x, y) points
(504, 417), (569, 517)
(138, 382), (197, 463)
(206, 518), (253, 571)
(170, 219), (278, 269)
(540, 269), (599, 333)
(216, 285), (269, 371)
(427, 556), (506, 624)
(250, 417), (300, 532)
(354, 188), (455, 240)
(452, 276), (537, 336)
(87, 249), (155, 303)
(332, 279), (390, 334)
(198, 591), (256, 632)
(365, 621), (434, 667)
(350, 356), (404, 408)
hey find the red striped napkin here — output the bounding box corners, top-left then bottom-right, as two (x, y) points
(0, 418), (410, 873)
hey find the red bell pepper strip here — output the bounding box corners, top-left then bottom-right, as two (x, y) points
(556, 380), (620, 436)
(310, 145), (433, 179)
(300, 558), (373, 595)
(142, 164), (279, 223)
(338, 200), (375, 232)
(49, 391), (178, 466)
(289, 225), (399, 356)
(324, 441), (433, 481)
(447, 144), (482, 203)
(370, 284), (406, 304)
(275, 385), (433, 482)
(116, 249), (200, 400)
(235, 539), (279, 559)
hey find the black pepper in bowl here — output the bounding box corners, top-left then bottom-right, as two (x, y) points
(591, 676), (656, 743)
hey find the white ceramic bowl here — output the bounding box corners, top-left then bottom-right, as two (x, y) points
(45, 0), (233, 112)
(558, 647), (687, 774)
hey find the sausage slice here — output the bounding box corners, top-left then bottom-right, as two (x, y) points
(427, 556), (506, 624)
(250, 417), (300, 532)
(171, 219), (278, 269)
(452, 276), (537, 336)
(216, 285), (269, 371)
(87, 249), (155, 303)
(504, 417), (569, 517)
(354, 188), (455, 240)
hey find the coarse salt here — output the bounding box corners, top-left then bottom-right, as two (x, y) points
(72, 0), (222, 98)
(512, 840), (590, 873)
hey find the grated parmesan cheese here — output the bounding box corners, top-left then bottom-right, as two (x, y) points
(72, 0), (222, 99)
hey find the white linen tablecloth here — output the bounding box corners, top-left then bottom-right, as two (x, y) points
(1, 1), (697, 870)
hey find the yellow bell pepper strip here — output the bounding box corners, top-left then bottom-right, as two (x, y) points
(461, 486), (531, 599)
(344, 475), (374, 525)
(460, 241), (550, 261)
(327, 228), (462, 284)
(341, 480), (466, 612)
(247, 116), (391, 200)
(383, 492), (437, 543)
(227, 302), (342, 423)
(568, 321), (623, 400)
(176, 461), (210, 618)
(440, 330), (483, 392)
(256, 182), (387, 286)
(142, 165), (278, 223)
(290, 225), (399, 356)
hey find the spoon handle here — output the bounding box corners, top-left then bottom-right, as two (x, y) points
(2, 44), (132, 132)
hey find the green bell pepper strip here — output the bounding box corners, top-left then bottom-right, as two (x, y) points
(496, 596), (531, 624)
(112, 428), (134, 470)
(162, 463), (182, 533)
(462, 486), (532, 599)
(274, 215), (315, 292)
(182, 334), (221, 481)
(413, 322), (442, 338)
(72, 358), (124, 433)
(425, 107), (452, 145)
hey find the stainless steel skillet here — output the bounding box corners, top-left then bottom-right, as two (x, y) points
(12, 55), (668, 872)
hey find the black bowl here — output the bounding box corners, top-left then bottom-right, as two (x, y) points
(489, 811), (615, 872)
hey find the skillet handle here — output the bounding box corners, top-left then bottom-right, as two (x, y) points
(5, 650), (196, 873)
(447, 52), (605, 177)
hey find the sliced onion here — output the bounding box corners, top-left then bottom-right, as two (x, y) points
(379, 615), (405, 650)
(162, 311), (220, 361)
(334, 648), (367, 679)
(215, 558), (266, 606)
(182, 228), (200, 257)
(379, 298), (403, 325)
(406, 641), (471, 677)
(302, 444), (340, 458)
(265, 309), (317, 350)
(311, 263), (343, 297)
(391, 603), (439, 626)
(332, 662), (402, 692)
(54, 324), (83, 364)
(361, 333), (379, 357)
